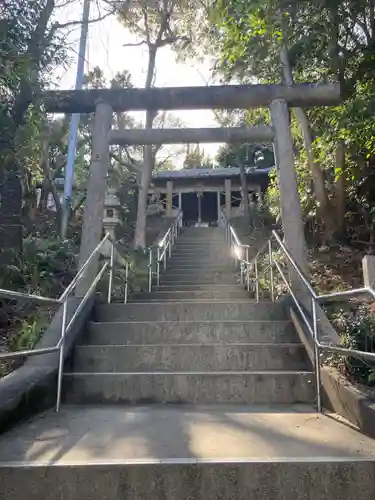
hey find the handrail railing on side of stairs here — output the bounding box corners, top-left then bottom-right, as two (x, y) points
(221, 209), (375, 413)
(0, 233), (122, 412)
(148, 210), (183, 291)
(0, 211), (184, 413)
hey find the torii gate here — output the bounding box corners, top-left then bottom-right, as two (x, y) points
(41, 83), (341, 295)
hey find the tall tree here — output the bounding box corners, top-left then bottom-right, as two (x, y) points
(183, 144), (204, 168)
(215, 108), (274, 219)
(211, 0), (375, 242)
(116, 0), (194, 249)
(0, 0), (114, 260)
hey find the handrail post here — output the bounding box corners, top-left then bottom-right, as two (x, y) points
(56, 300), (68, 412)
(178, 212), (182, 231)
(124, 262), (129, 304)
(168, 234), (172, 258)
(107, 242), (115, 304)
(269, 239), (275, 302)
(246, 247), (250, 292)
(157, 247), (161, 286)
(148, 248), (153, 293)
(312, 298), (322, 412)
(255, 256), (259, 303)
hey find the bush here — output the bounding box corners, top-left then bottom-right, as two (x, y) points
(0, 236), (78, 297)
(326, 304), (375, 386)
(0, 236), (78, 378)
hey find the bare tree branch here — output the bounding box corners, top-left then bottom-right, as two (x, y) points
(157, 35), (190, 47)
(49, 7), (115, 36)
(123, 41), (148, 47)
(110, 151), (143, 175)
(123, 147), (143, 168)
(156, 150), (180, 168)
(143, 8), (151, 45)
(55, 0), (78, 9)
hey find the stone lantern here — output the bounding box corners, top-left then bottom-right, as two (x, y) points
(102, 188), (121, 257)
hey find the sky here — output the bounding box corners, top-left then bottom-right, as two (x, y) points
(54, 0), (223, 163)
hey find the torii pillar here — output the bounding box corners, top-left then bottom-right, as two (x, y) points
(270, 99), (308, 276)
(76, 101), (113, 297)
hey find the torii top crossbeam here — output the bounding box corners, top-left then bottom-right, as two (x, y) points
(42, 83), (341, 113)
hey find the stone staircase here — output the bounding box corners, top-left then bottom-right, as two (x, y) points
(0, 227), (375, 499)
(64, 227), (314, 405)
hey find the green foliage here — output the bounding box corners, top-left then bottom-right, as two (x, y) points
(183, 144), (206, 169)
(265, 168), (281, 219)
(0, 236), (78, 297)
(327, 305), (375, 386)
(211, 0), (375, 239)
(110, 248), (150, 301)
(216, 143), (274, 169)
(11, 315), (45, 351)
(214, 108), (275, 169)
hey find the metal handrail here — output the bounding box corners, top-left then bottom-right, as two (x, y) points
(148, 210), (183, 290)
(223, 216), (375, 413)
(0, 233), (130, 412)
(220, 209), (248, 249)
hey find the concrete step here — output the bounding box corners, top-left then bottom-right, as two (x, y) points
(172, 247), (229, 252)
(175, 242), (227, 247)
(72, 343), (308, 372)
(172, 246), (229, 250)
(155, 284), (242, 291)
(168, 261), (231, 268)
(178, 233), (226, 238)
(63, 371), (315, 405)
(169, 258), (230, 264)
(177, 238), (227, 243)
(166, 264), (233, 271)
(1, 405), (375, 499)
(85, 320), (298, 345)
(159, 275), (239, 284)
(162, 268), (236, 275)
(168, 258), (232, 265)
(161, 271), (238, 281)
(130, 290), (251, 301)
(172, 249), (229, 256)
(95, 301), (287, 322)
(176, 234), (227, 245)
(174, 241), (228, 246)
(130, 298), (256, 303)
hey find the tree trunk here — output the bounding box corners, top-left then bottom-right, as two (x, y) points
(239, 162), (249, 219)
(280, 45), (336, 238)
(0, 0), (55, 263)
(0, 130), (23, 264)
(134, 45), (157, 250)
(335, 140), (346, 233)
(134, 140), (154, 249)
(0, 167), (23, 265)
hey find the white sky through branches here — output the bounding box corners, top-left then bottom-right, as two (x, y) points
(53, 0), (222, 163)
